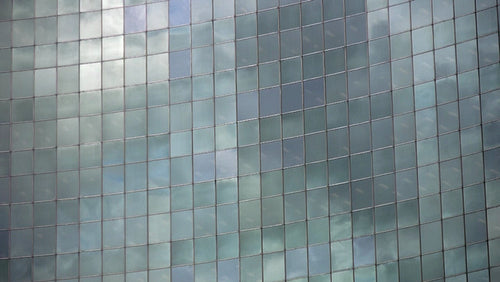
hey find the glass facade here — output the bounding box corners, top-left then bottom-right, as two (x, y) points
(0, 0), (500, 281)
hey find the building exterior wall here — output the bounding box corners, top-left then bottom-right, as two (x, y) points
(0, 0), (500, 281)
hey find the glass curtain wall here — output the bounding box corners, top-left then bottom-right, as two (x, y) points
(0, 0), (499, 281)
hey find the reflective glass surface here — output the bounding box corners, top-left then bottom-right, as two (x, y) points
(1, 0), (500, 281)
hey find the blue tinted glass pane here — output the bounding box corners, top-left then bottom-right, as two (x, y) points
(259, 87), (280, 117)
(261, 141), (282, 171)
(308, 244), (330, 275)
(125, 6), (146, 34)
(281, 83), (302, 112)
(170, 50), (191, 79)
(218, 259), (239, 282)
(170, 0), (190, 26)
(286, 248), (307, 279)
(303, 78), (324, 108)
(172, 265), (194, 282)
(148, 159), (170, 188)
(216, 149), (237, 178)
(237, 91), (258, 121)
(283, 137), (304, 167)
(103, 166), (124, 194)
(354, 236), (375, 267)
(194, 153), (215, 182)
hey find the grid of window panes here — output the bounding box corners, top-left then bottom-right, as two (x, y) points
(0, 0), (499, 281)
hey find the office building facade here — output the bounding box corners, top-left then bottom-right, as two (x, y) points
(0, 0), (500, 281)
